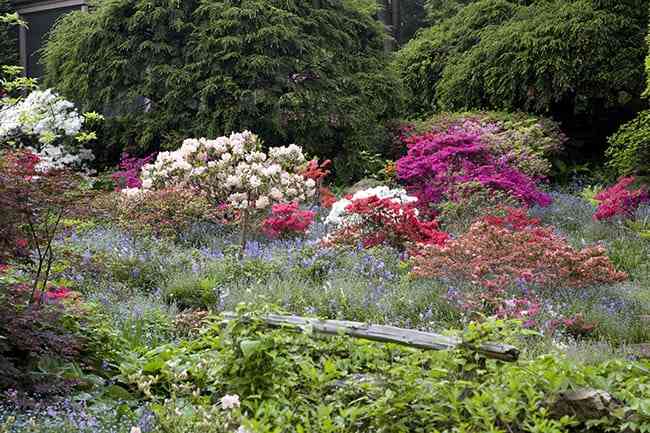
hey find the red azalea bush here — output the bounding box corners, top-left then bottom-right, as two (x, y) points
(396, 131), (551, 212)
(262, 202), (316, 239)
(326, 195), (448, 249)
(412, 207), (627, 290)
(111, 152), (155, 191)
(593, 176), (649, 221)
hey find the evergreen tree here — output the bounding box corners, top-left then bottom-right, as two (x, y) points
(44, 0), (403, 180)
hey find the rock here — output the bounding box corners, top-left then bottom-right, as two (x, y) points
(344, 178), (384, 196)
(549, 388), (622, 421)
(628, 343), (650, 360)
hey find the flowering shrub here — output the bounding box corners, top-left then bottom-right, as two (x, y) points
(326, 196), (448, 249)
(111, 188), (224, 241)
(0, 88), (101, 172)
(325, 186), (417, 227)
(138, 131), (315, 251)
(324, 187), (447, 250)
(262, 203), (316, 239)
(111, 152), (155, 191)
(412, 207), (627, 290)
(396, 131), (552, 211)
(593, 177), (649, 221)
(140, 131), (315, 209)
(410, 112), (566, 179)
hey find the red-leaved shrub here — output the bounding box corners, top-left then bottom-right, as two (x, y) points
(412, 208), (626, 289)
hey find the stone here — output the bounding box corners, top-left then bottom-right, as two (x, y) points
(628, 343), (650, 360)
(549, 388), (622, 421)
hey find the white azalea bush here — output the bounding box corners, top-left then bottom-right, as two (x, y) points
(325, 186), (418, 227)
(0, 88), (101, 172)
(137, 131), (316, 249)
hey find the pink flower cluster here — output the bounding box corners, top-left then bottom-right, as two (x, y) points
(593, 177), (649, 221)
(262, 203), (316, 239)
(112, 153), (155, 191)
(395, 131), (551, 211)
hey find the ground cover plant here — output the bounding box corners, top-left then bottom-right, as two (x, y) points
(3, 3), (650, 432)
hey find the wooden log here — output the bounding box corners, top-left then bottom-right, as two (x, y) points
(222, 312), (520, 362)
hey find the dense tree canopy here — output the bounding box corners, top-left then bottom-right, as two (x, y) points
(43, 0), (402, 179)
(397, 0), (648, 128)
(0, 0), (18, 67)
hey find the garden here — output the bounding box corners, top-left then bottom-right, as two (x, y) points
(1, 1), (650, 432)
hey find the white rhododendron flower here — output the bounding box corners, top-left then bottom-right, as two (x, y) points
(139, 131), (315, 211)
(325, 186), (418, 226)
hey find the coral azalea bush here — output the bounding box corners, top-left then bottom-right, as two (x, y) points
(593, 176), (649, 221)
(396, 131), (551, 211)
(412, 208), (626, 290)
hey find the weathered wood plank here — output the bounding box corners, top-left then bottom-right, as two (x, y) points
(222, 312), (520, 362)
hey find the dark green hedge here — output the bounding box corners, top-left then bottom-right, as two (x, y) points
(43, 0), (403, 180)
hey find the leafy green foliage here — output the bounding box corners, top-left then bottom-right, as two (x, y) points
(607, 109), (650, 178)
(114, 307), (650, 432)
(0, 2), (19, 67)
(397, 0), (648, 123)
(43, 0), (403, 181)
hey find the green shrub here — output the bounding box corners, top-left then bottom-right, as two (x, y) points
(0, 1), (19, 67)
(43, 0), (403, 182)
(164, 257), (284, 309)
(606, 109), (650, 177)
(397, 0), (648, 122)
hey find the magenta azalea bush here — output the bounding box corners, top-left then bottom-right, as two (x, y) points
(396, 130), (552, 211)
(111, 153), (155, 191)
(409, 111), (566, 179)
(594, 177), (650, 221)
